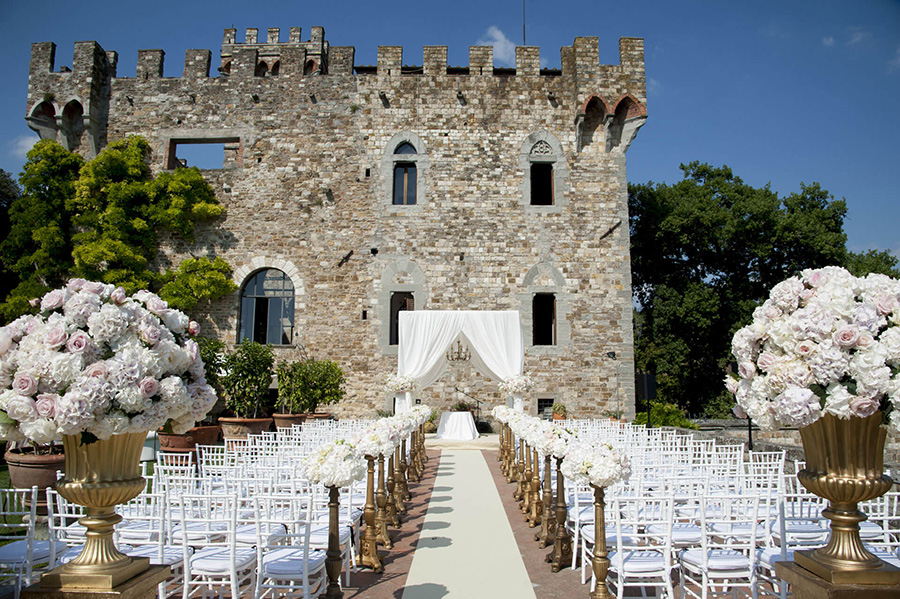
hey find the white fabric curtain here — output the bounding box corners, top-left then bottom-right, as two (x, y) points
(397, 311), (524, 390)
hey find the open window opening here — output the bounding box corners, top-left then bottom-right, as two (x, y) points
(530, 163), (554, 206)
(390, 292), (415, 345)
(533, 293), (557, 346)
(167, 137), (241, 170)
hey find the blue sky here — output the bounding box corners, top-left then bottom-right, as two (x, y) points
(1, 0), (898, 256)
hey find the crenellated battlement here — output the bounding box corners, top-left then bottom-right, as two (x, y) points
(27, 26), (643, 84)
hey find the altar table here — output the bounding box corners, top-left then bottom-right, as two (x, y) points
(435, 411), (479, 441)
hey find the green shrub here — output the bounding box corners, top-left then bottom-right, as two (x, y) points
(221, 340), (275, 418)
(276, 354), (345, 414)
(634, 401), (698, 429)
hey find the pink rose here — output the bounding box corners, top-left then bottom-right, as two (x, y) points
(0, 330), (12, 355)
(875, 294), (899, 316)
(12, 372), (37, 396)
(5, 395), (38, 423)
(757, 351), (778, 372)
(110, 287), (127, 305)
(806, 270), (824, 287)
(850, 394), (880, 418)
(856, 331), (875, 349)
(35, 394), (57, 418)
(40, 289), (66, 311)
(84, 361), (109, 379)
(146, 297), (168, 315)
(139, 323), (161, 346)
(66, 279), (87, 292)
(732, 404), (748, 419)
(738, 361), (756, 379)
(795, 340), (817, 357)
(188, 321), (201, 336)
(44, 324), (68, 349)
(138, 377), (159, 399)
(833, 324), (859, 349)
(82, 281), (105, 294)
(66, 330), (91, 354)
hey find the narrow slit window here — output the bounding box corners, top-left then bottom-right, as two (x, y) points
(390, 292), (415, 345)
(533, 293), (557, 346)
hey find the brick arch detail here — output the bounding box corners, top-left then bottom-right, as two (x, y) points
(612, 94), (647, 118)
(233, 257), (303, 292)
(580, 94), (610, 116)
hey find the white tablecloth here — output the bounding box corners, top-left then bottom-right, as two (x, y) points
(435, 412), (479, 441)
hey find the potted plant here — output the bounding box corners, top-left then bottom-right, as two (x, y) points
(450, 400), (476, 414)
(551, 403), (567, 421)
(293, 354), (346, 419)
(4, 441), (65, 514)
(219, 340), (275, 438)
(274, 358), (307, 429)
(158, 337), (225, 451)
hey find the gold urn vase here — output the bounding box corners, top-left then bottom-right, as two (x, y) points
(794, 411), (900, 584)
(41, 431), (151, 590)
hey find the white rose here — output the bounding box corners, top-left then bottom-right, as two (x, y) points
(825, 383), (853, 420)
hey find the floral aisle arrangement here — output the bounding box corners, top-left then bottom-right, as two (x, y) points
(727, 266), (900, 431)
(0, 280), (216, 445)
(499, 374), (534, 395)
(561, 441), (631, 488)
(302, 439), (368, 488)
(384, 374), (418, 394)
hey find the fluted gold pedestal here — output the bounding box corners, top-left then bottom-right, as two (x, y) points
(24, 565), (169, 599)
(775, 561), (900, 599)
(797, 412), (900, 585)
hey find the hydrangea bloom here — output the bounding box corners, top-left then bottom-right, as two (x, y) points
(728, 267), (900, 432)
(499, 375), (534, 395)
(301, 439), (367, 488)
(0, 281), (213, 444)
(561, 440), (631, 488)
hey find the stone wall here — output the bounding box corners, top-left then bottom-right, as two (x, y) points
(24, 27), (647, 420)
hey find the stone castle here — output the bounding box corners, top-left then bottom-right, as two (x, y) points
(24, 26), (646, 419)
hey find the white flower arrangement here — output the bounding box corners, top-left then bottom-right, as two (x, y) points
(561, 441), (631, 488)
(0, 280), (214, 445)
(492, 405), (512, 423)
(533, 421), (575, 458)
(727, 267), (900, 431)
(301, 439), (367, 488)
(499, 374), (534, 395)
(385, 373), (418, 394)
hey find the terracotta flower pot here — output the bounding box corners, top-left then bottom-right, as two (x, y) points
(552, 413), (566, 421)
(157, 425), (221, 453)
(273, 414), (307, 429)
(218, 417), (274, 439)
(4, 446), (65, 515)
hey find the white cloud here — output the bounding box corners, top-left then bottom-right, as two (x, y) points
(476, 26), (516, 66)
(647, 78), (661, 95)
(846, 26), (872, 47)
(9, 135), (38, 159)
(889, 46), (900, 72)
(822, 36), (835, 47)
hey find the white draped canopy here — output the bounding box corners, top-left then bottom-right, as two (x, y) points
(397, 311), (525, 390)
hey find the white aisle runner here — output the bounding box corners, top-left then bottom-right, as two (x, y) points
(402, 449), (537, 598)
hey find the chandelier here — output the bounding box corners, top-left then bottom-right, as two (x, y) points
(446, 339), (471, 362)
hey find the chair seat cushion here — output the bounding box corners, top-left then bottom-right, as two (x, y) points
(127, 545), (188, 566)
(581, 524), (635, 548)
(235, 522), (287, 546)
(190, 547), (257, 573)
(172, 521), (228, 542)
(648, 523), (701, 545)
(757, 547), (794, 569)
(609, 550), (669, 573)
(0, 539), (66, 563)
(306, 524), (351, 547)
(262, 547), (327, 578)
(681, 549), (751, 571)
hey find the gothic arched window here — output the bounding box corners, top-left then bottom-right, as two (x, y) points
(239, 269), (295, 345)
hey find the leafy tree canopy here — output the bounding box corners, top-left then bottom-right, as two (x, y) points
(629, 161), (882, 416)
(0, 137), (235, 322)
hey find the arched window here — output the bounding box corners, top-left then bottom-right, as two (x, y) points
(392, 143), (417, 205)
(519, 132), (569, 211)
(383, 133), (429, 209)
(255, 61), (268, 77)
(239, 269), (295, 345)
(378, 259), (428, 355)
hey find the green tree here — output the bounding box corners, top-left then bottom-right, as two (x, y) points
(844, 249), (900, 278)
(0, 141), (83, 320)
(630, 162), (849, 415)
(0, 170), (22, 312)
(0, 138), (235, 322)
